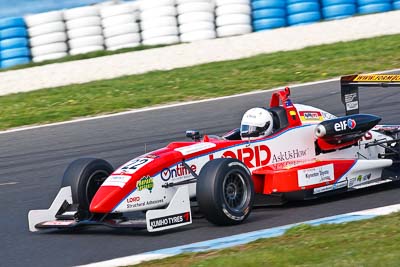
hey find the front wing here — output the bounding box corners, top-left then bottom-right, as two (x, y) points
(28, 186), (192, 232)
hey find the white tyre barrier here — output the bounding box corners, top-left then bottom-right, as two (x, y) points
(139, 0), (176, 11)
(28, 21), (65, 37)
(32, 52), (68, 63)
(178, 12), (215, 24)
(140, 6), (177, 20)
(140, 16), (177, 31)
(180, 30), (216, 42)
(105, 33), (141, 47)
(177, 0), (211, 3)
(216, 0), (250, 6)
(142, 35), (180, 45)
(24, 11), (63, 27)
(216, 14), (251, 26)
(64, 6), (99, 21)
(66, 16), (101, 30)
(107, 43), (140, 51)
(103, 23), (139, 39)
(31, 42), (67, 57)
(140, 1), (178, 45)
(100, 3), (139, 18)
(215, 0), (252, 37)
(68, 35), (104, 49)
(142, 26), (179, 40)
(179, 21), (214, 34)
(217, 24), (251, 37)
(177, 1), (216, 42)
(177, 2), (214, 14)
(101, 3), (141, 51)
(67, 26), (102, 39)
(102, 14), (137, 28)
(29, 32), (67, 47)
(70, 46), (104, 55)
(216, 4), (251, 16)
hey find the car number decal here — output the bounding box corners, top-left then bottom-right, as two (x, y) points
(116, 158), (153, 174)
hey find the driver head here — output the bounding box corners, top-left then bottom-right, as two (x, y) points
(240, 107), (274, 140)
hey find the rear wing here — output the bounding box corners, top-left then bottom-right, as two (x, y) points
(341, 74), (400, 115)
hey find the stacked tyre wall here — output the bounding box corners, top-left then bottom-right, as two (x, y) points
(0, 17), (30, 68)
(25, 11), (67, 62)
(0, 0), (399, 69)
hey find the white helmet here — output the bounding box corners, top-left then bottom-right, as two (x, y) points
(240, 108), (274, 139)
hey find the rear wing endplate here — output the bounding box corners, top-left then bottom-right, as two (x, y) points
(341, 74), (400, 115)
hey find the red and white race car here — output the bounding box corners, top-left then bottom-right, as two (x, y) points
(29, 74), (400, 232)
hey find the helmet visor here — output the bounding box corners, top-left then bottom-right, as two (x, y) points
(240, 122), (270, 138)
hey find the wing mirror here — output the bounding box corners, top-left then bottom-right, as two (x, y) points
(186, 130), (202, 141)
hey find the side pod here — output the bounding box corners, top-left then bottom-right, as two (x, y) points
(28, 186), (73, 232)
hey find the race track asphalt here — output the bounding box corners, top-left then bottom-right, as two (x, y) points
(1, 79), (400, 267)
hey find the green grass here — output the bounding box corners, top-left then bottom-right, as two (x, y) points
(1, 34), (400, 130)
(138, 212), (400, 267)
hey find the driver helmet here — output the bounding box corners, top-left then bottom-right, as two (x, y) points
(240, 107), (274, 140)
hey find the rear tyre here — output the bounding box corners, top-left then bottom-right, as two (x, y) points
(61, 158), (114, 215)
(197, 158), (254, 225)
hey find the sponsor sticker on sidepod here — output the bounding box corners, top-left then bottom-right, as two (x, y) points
(297, 164), (334, 187)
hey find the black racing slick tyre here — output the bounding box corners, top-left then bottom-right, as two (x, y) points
(61, 158), (114, 212)
(196, 158), (254, 226)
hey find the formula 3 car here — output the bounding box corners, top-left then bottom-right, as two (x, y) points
(29, 74), (400, 232)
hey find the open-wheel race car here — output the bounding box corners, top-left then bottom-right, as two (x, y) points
(29, 74), (400, 232)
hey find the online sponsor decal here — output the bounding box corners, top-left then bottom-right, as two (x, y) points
(102, 175), (131, 188)
(299, 111), (323, 121)
(298, 164), (334, 187)
(137, 176), (154, 192)
(149, 212), (191, 229)
(334, 118), (356, 132)
(161, 164), (197, 181)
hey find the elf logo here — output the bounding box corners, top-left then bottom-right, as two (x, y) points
(334, 119), (357, 132)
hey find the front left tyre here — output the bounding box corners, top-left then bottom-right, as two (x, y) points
(196, 158), (254, 226)
(61, 158), (114, 216)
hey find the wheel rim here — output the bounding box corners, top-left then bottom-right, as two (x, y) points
(86, 170), (109, 205)
(222, 171), (248, 212)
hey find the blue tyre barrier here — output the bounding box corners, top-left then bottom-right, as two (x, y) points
(251, 0), (285, 10)
(1, 57), (30, 68)
(286, 0), (319, 4)
(357, 0), (390, 5)
(358, 3), (392, 14)
(252, 8), (286, 20)
(0, 38), (29, 50)
(322, 0), (355, 5)
(0, 47), (30, 60)
(288, 11), (321, 25)
(322, 4), (356, 19)
(287, 2), (320, 15)
(0, 17), (25, 30)
(253, 18), (286, 31)
(394, 1), (400, 10)
(0, 27), (28, 39)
